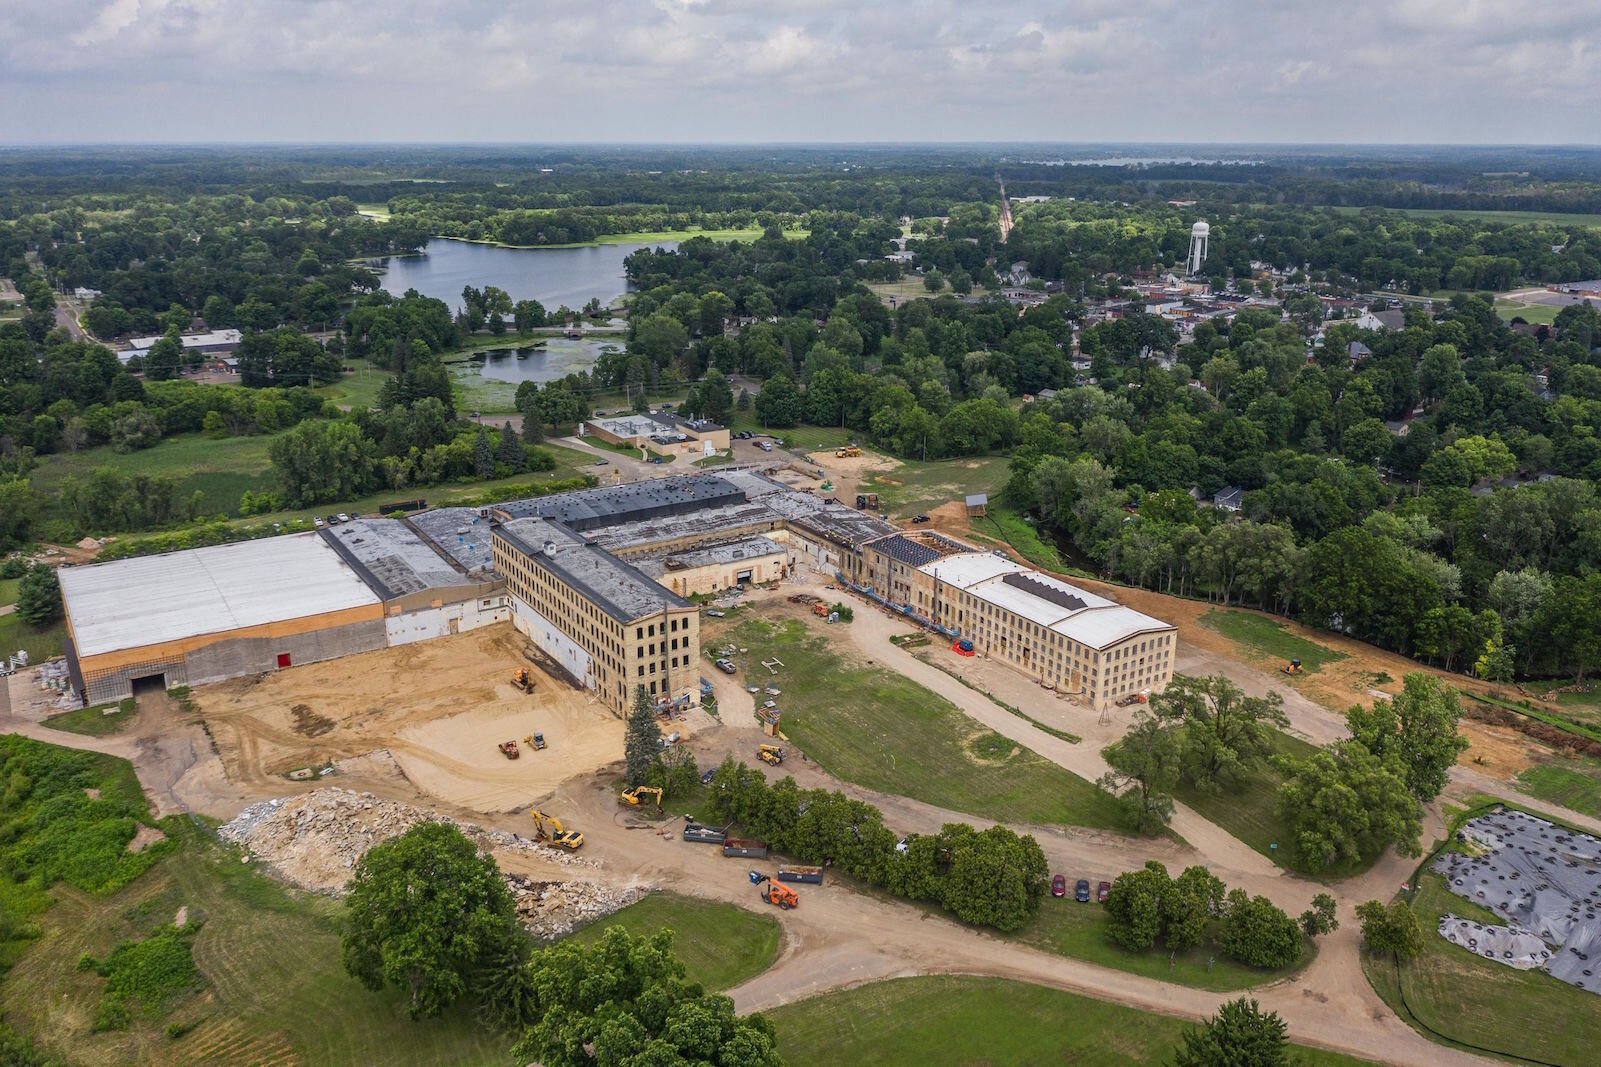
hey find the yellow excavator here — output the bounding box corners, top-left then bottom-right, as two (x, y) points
(511, 667), (536, 693)
(529, 809), (583, 850)
(619, 785), (664, 810)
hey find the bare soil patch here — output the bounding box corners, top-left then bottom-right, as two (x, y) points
(126, 824), (167, 853)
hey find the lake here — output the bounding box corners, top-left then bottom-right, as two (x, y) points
(373, 237), (678, 311)
(464, 338), (621, 387)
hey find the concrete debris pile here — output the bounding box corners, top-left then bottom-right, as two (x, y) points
(505, 872), (649, 940)
(220, 788), (599, 894)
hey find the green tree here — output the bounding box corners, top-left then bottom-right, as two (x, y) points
(511, 927), (781, 1067)
(1104, 861), (1170, 951)
(15, 565), (62, 626)
(1274, 741), (1422, 871)
(624, 685), (660, 786)
(923, 269), (945, 292)
(268, 419), (378, 506)
(696, 368), (735, 425)
(144, 327), (184, 381)
(1154, 674), (1289, 793)
(472, 425), (494, 478)
(1098, 709), (1181, 834)
(1219, 888), (1302, 969)
(1164, 865), (1227, 951)
(0, 479), (38, 551)
(1299, 892), (1339, 938)
(1344, 674), (1468, 802)
(753, 374), (804, 428)
(341, 822), (519, 1019)
(1356, 899), (1423, 960)
(495, 422), (523, 472)
(1172, 997), (1293, 1067)
(513, 299), (547, 334)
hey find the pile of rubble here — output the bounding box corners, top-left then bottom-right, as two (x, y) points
(219, 788), (599, 894)
(506, 872), (649, 940)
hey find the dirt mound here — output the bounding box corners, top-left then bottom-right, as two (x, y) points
(505, 872), (649, 940)
(219, 787), (599, 894)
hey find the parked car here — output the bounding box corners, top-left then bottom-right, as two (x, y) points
(715, 658), (737, 674)
(1051, 874), (1067, 898)
(336, 513), (350, 523)
(911, 514), (930, 523)
(1075, 879), (1092, 903)
(1097, 881), (1111, 903)
(594, 458), (609, 465)
(313, 517), (325, 529)
(700, 767), (716, 785)
(757, 440), (774, 452)
(706, 609), (726, 617)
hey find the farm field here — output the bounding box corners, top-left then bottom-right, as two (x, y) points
(711, 616), (1130, 831)
(566, 892), (781, 991)
(766, 975), (1376, 1066)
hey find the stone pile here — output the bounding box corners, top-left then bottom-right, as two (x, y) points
(505, 872), (649, 940)
(219, 788), (599, 894)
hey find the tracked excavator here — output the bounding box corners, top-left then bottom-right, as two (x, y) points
(619, 785), (664, 810)
(528, 809), (583, 850)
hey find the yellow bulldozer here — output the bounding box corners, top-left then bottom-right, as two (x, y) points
(619, 785), (664, 810)
(529, 809), (583, 850)
(511, 667), (536, 693)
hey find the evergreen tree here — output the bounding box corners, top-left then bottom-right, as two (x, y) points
(1172, 997), (1292, 1067)
(472, 425), (494, 478)
(144, 326), (184, 381)
(496, 421), (523, 471)
(15, 565), (62, 626)
(624, 685), (660, 785)
(521, 411), (543, 444)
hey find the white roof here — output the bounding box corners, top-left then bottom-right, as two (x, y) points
(952, 565), (1174, 650)
(61, 533), (381, 657)
(1050, 605), (1172, 648)
(920, 552), (1024, 589)
(125, 329), (243, 352)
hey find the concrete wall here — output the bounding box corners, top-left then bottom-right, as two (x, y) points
(659, 550), (786, 597)
(385, 595), (510, 646)
(510, 597), (596, 693)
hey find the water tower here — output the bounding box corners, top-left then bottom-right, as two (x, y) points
(1187, 220), (1209, 275)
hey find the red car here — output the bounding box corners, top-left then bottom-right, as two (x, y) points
(1097, 881), (1111, 903)
(1051, 874), (1067, 898)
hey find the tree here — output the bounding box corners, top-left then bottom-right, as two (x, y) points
(472, 425), (494, 478)
(1219, 888), (1302, 968)
(513, 298), (546, 334)
(1153, 674), (1289, 793)
(0, 479), (37, 551)
(696, 368), (735, 426)
(1299, 892), (1339, 938)
(1344, 674), (1468, 802)
(15, 565), (62, 626)
(1172, 997), (1293, 1067)
(144, 327), (184, 381)
(1356, 899), (1423, 960)
(624, 685), (660, 785)
(495, 422), (523, 472)
(268, 419), (378, 506)
(1104, 861), (1169, 951)
(511, 927), (781, 1067)
(753, 374), (803, 428)
(1165, 865), (1227, 951)
(341, 822), (519, 1019)
(1274, 741), (1423, 872)
(1098, 709), (1181, 833)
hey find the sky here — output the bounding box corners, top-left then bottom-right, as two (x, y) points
(3, 0), (1600, 145)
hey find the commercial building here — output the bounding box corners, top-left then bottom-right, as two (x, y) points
(119, 329), (243, 365)
(59, 533), (387, 704)
(855, 531), (1176, 709)
(580, 413), (730, 458)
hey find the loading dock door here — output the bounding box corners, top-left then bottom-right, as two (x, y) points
(736, 570), (753, 584)
(276, 653), (292, 668)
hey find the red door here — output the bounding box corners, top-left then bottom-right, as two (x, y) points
(276, 653), (292, 668)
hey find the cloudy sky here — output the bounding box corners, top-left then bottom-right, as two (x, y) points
(3, 0), (1598, 144)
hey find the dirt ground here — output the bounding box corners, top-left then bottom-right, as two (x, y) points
(193, 625), (697, 814)
(805, 448), (901, 507)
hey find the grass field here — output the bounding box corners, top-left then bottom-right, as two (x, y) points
(1200, 610), (1345, 674)
(720, 413), (856, 453)
(1495, 300), (1563, 324)
(42, 699), (138, 738)
(1013, 896), (1315, 991)
(1364, 869), (1601, 1067)
(765, 976), (1376, 1066)
(865, 278), (995, 304)
(1171, 730), (1350, 875)
(0, 614), (66, 663)
(864, 455), (1011, 518)
(1516, 759), (1601, 818)
(0, 577), (19, 607)
(714, 616), (1130, 831)
(311, 359), (394, 411)
(30, 434), (278, 522)
(566, 892), (780, 991)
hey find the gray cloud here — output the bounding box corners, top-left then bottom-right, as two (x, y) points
(2, 0), (1598, 142)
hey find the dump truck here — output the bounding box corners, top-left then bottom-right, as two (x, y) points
(777, 864), (824, 885)
(511, 667), (536, 693)
(619, 785), (664, 809)
(498, 740), (520, 759)
(834, 445), (861, 458)
(722, 839), (769, 859)
(758, 744), (786, 766)
(529, 810), (583, 850)
(752, 873), (798, 909)
(683, 824), (728, 845)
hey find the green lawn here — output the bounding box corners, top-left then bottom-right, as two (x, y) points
(1171, 730), (1349, 875)
(42, 699), (139, 738)
(1516, 759), (1601, 818)
(0, 613), (66, 663)
(1496, 301), (1562, 324)
(721, 414), (855, 453)
(766, 976), (1376, 1067)
(1364, 869), (1601, 1067)
(0, 577), (19, 607)
(1013, 898), (1315, 992)
(566, 892), (780, 992)
(30, 433), (277, 522)
(310, 359), (393, 411)
(1200, 610), (1345, 674)
(713, 616), (1130, 831)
